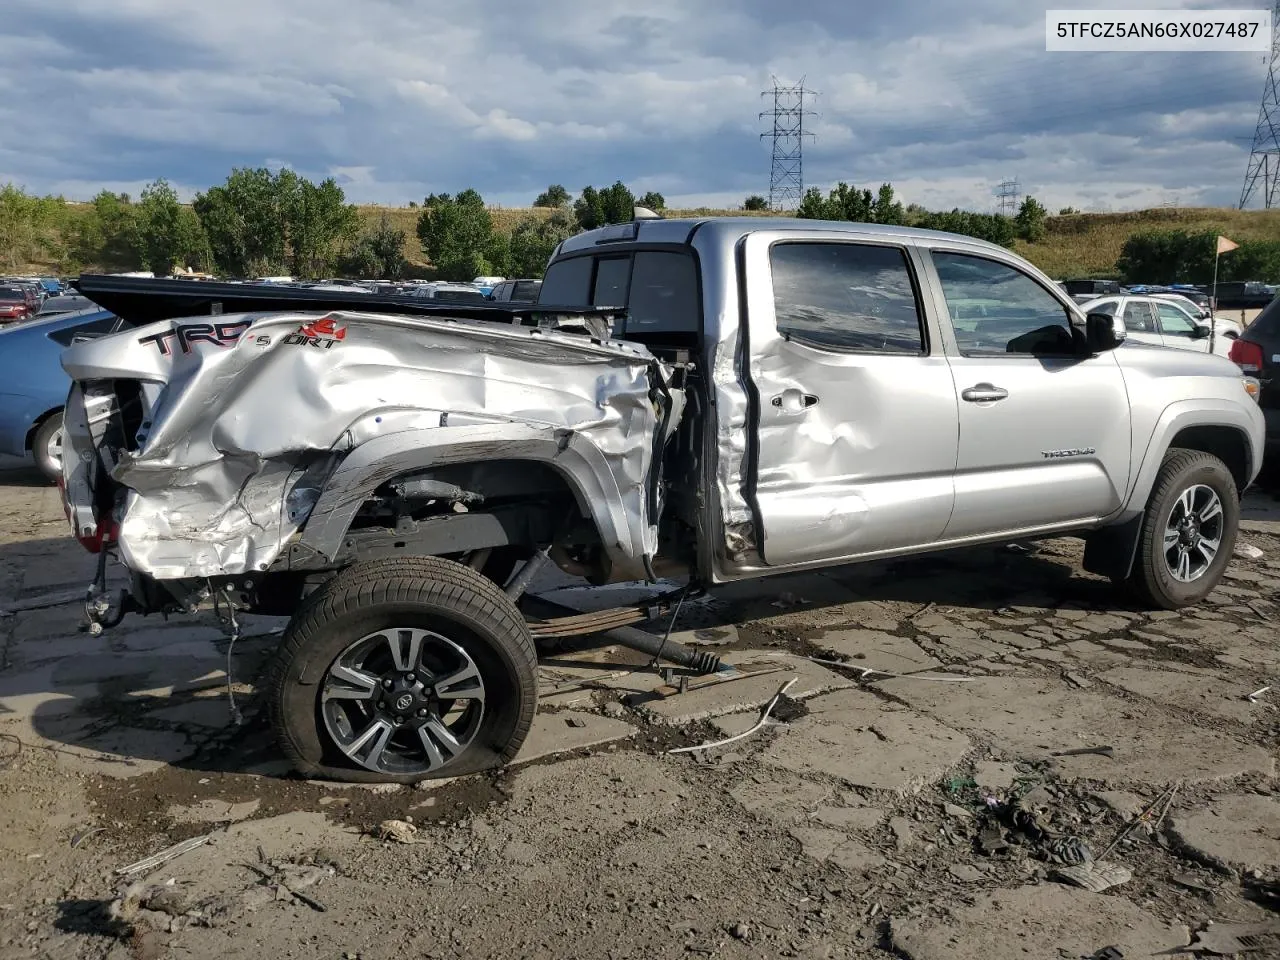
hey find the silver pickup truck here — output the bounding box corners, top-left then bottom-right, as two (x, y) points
(60, 217), (1265, 783)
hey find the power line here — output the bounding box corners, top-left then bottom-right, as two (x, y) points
(1239, 0), (1280, 208)
(995, 177), (1021, 217)
(760, 77), (817, 212)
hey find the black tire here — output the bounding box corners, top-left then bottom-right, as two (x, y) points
(1124, 448), (1239, 610)
(266, 556), (538, 783)
(31, 411), (63, 483)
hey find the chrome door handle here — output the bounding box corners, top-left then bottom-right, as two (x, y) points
(961, 383), (1009, 402)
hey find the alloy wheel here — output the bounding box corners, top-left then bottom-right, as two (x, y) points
(1162, 484), (1224, 583)
(320, 627), (485, 775)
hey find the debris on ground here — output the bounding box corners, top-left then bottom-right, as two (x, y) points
(667, 678), (797, 754)
(372, 819), (423, 844)
(116, 833), (217, 876)
(1234, 543), (1266, 561)
(1051, 860), (1132, 893)
(1183, 920), (1280, 955)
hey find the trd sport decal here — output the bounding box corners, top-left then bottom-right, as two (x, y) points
(138, 321), (253, 356)
(284, 316), (347, 349)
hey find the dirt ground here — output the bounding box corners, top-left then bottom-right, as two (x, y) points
(0, 459), (1278, 960)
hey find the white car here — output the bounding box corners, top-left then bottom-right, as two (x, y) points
(1149, 292), (1242, 339)
(1080, 295), (1235, 357)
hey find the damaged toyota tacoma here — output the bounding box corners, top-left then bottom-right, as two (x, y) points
(59, 217), (1266, 783)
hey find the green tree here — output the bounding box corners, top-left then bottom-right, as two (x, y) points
(342, 212), (407, 279)
(283, 176), (360, 277)
(742, 195), (769, 211)
(637, 191), (665, 211)
(574, 181), (635, 229)
(69, 190), (140, 271)
(192, 167), (357, 277)
(133, 179), (209, 274)
(193, 167), (289, 275)
(872, 183), (905, 225)
(534, 184), (570, 207)
(1058, 206), (1080, 215)
(573, 186), (606, 230)
(509, 210), (578, 276)
(917, 209), (1016, 248)
(1014, 196), (1048, 242)
(796, 187), (829, 219)
(0, 184), (65, 271)
(416, 188), (500, 280)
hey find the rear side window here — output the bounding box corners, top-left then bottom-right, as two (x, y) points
(538, 257), (592, 305)
(539, 251), (701, 335)
(591, 257), (630, 307)
(627, 252), (698, 332)
(512, 280), (540, 301)
(770, 241), (925, 353)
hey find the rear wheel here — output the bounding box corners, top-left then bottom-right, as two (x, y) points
(266, 556), (538, 783)
(31, 412), (63, 482)
(1124, 448), (1239, 610)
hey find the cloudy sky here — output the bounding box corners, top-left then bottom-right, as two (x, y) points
(0, 0), (1272, 212)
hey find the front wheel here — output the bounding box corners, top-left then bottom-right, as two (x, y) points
(266, 556), (538, 783)
(1124, 448), (1239, 610)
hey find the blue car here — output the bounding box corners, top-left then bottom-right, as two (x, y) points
(0, 308), (125, 480)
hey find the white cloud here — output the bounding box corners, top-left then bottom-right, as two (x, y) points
(0, 0), (1268, 209)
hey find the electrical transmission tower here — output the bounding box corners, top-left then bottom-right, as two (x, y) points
(1239, 3), (1280, 208)
(995, 177), (1021, 217)
(760, 77), (817, 211)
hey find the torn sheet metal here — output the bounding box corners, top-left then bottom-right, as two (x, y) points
(61, 310), (680, 580)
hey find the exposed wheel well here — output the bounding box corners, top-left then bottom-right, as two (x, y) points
(24, 407), (62, 453)
(1166, 426), (1251, 492)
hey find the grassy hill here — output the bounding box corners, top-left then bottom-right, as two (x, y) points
(18, 203), (1280, 280)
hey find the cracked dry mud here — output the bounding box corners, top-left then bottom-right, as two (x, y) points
(0, 461), (1278, 959)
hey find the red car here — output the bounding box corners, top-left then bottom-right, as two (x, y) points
(0, 287), (31, 323)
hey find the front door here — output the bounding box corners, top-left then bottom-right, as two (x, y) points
(739, 231), (959, 567)
(1154, 301), (1210, 352)
(926, 249), (1132, 539)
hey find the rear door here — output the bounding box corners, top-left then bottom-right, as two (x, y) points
(924, 249), (1131, 539)
(739, 230), (959, 566)
(1119, 298), (1164, 347)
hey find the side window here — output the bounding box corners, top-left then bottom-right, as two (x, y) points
(512, 280), (540, 301)
(1123, 301), (1156, 333)
(1086, 299), (1117, 316)
(933, 252), (1075, 356)
(769, 242), (925, 353)
(626, 252), (699, 333)
(537, 256), (592, 305)
(1156, 303), (1197, 336)
(591, 256), (631, 307)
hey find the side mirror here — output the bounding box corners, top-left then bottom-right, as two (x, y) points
(1083, 312), (1124, 352)
(1190, 324), (1211, 339)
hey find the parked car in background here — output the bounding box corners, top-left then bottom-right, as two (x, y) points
(0, 308), (127, 480)
(37, 294), (96, 317)
(0, 287), (33, 323)
(471, 275), (504, 295)
(1062, 278), (1123, 298)
(1228, 298), (1279, 464)
(1080, 295), (1235, 356)
(488, 279), (543, 303)
(410, 283), (490, 304)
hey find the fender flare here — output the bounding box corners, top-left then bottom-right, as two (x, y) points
(1119, 399), (1260, 521)
(295, 422), (649, 574)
